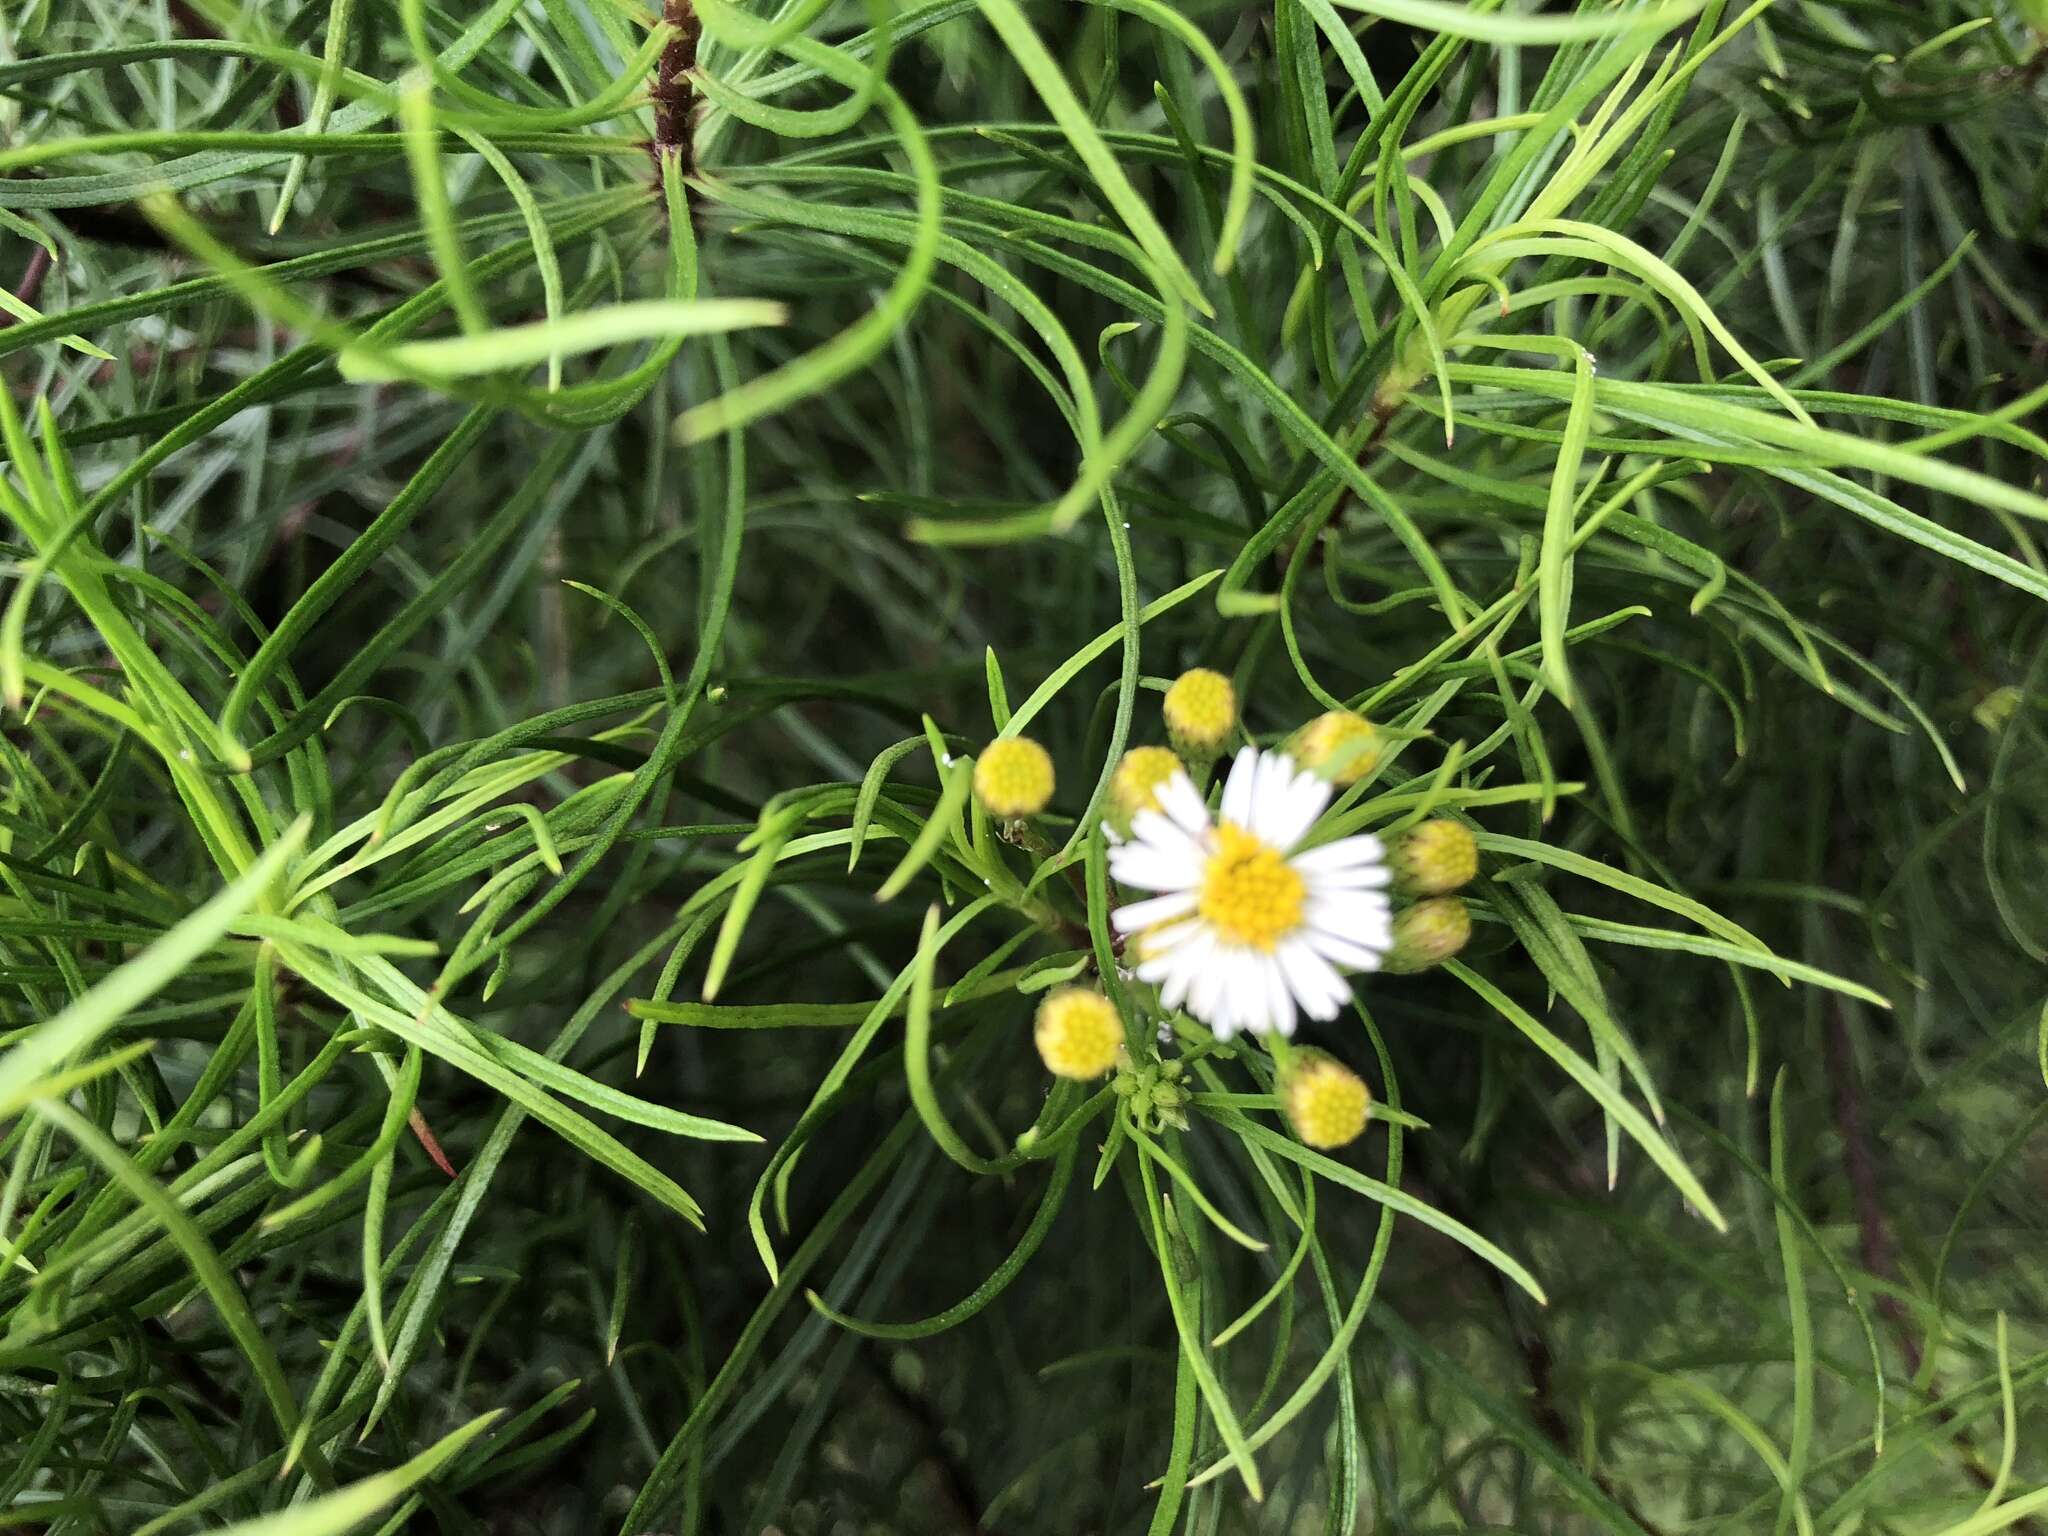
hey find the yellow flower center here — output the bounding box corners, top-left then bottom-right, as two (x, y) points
(1284, 1059), (1370, 1149)
(1162, 669), (1236, 752)
(974, 737), (1054, 818)
(1198, 823), (1305, 951)
(1292, 710), (1382, 785)
(1110, 746), (1182, 821)
(1393, 818), (1477, 895)
(1034, 987), (1125, 1080)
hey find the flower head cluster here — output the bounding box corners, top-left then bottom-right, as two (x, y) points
(1112, 1054), (1190, 1133)
(1161, 668), (1236, 759)
(1279, 1049), (1372, 1148)
(974, 737), (1055, 818)
(1000, 684), (1482, 1159)
(1110, 746), (1391, 1039)
(1384, 818), (1480, 972)
(1108, 745), (1182, 831)
(1288, 710), (1383, 785)
(1391, 818), (1478, 895)
(1386, 896), (1473, 973)
(1033, 986), (1123, 1079)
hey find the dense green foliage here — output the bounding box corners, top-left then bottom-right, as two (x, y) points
(2, 0), (2046, 1531)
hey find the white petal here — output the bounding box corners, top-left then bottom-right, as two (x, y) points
(1128, 805), (1202, 853)
(1310, 901), (1392, 937)
(1157, 772), (1213, 838)
(1303, 865), (1394, 892)
(1296, 852), (1391, 894)
(1170, 968), (1200, 1012)
(1126, 808), (1207, 868)
(1291, 836), (1385, 874)
(1111, 890), (1197, 933)
(1314, 918), (1394, 956)
(1198, 951), (1231, 1034)
(1108, 842), (1202, 893)
(1156, 931), (1212, 1010)
(1188, 951), (1228, 1033)
(1148, 957), (1183, 1003)
(1307, 929), (1387, 972)
(1304, 894), (1393, 947)
(1220, 747), (1258, 828)
(1247, 749), (1278, 809)
(1240, 753), (1286, 828)
(1262, 953), (1297, 1037)
(1306, 891), (1394, 936)
(1224, 949), (1265, 1036)
(1279, 938), (1351, 1019)
(1205, 961), (1235, 1035)
(1136, 925), (1198, 982)
(1258, 765), (1330, 850)
(1242, 751), (1281, 834)
(1292, 763), (1336, 833)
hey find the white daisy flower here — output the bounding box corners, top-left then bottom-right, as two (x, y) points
(1108, 747), (1392, 1039)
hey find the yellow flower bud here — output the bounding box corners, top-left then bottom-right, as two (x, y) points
(1289, 710), (1383, 785)
(973, 737), (1054, 818)
(1033, 987), (1125, 1080)
(1383, 897), (1471, 974)
(1280, 1049), (1371, 1149)
(1109, 746), (1182, 830)
(1162, 669), (1236, 758)
(1391, 819), (1478, 896)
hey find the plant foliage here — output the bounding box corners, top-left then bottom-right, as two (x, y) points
(2, 0), (2046, 1531)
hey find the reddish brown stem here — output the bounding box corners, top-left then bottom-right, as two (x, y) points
(409, 1105), (459, 1179)
(651, 0), (702, 165)
(0, 248), (51, 330)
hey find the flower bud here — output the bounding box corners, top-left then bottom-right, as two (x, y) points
(1033, 987), (1124, 1080)
(973, 737), (1054, 818)
(1288, 710), (1383, 785)
(1108, 745), (1182, 832)
(1391, 818), (1478, 896)
(1383, 897), (1471, 974)
(1279, 1049), (1371, 1149)
(1162, 669), (1236, 759)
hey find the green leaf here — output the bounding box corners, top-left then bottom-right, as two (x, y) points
(0, 821), (306, 1121)
(338, 299), (788, 383)
(1538, 346), (1596, 708)
(190, 1413), (501, 1535)
(1448, 962), (1727, 1232)
(1330, 0), (1704, 43)
(971, 0), (1213, 315)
